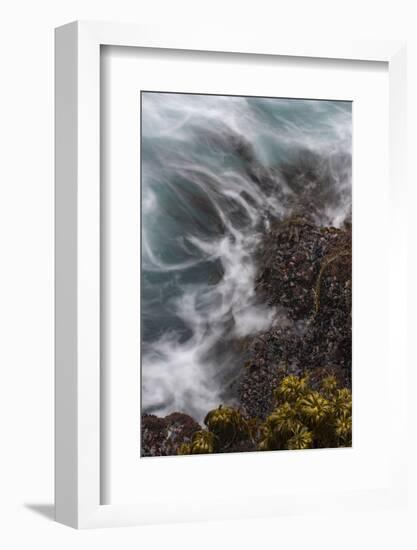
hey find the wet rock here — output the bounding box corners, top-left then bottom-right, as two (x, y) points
(141, 412), (201, 457)
(256, 216), (350, 321)
(142, 214), (352, 453)
(239, 216), (352, 419)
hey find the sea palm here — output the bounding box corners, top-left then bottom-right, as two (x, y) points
(299, 391), (331, 426)
(335, 411), (352, 446)
(287, 425), (313, 450)
(189, 431), (216, 454)
(332, 388), (352, 416)
(258, 424), (276, 451)
(320, 375), (339, 397)
(178, 443), (191, 455)
(204, 405), (247, 446)
(275, 375), (310, 403)
(268, 402), (299, 433)
(261, 402), (302, 449)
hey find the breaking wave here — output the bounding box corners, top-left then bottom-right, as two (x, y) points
(141, 92), (351, 421)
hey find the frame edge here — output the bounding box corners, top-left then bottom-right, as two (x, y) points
(55, 21), (79, 529)
(54, 19), (408, 528)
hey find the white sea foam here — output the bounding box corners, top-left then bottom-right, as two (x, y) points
(141, 92), (352, 421)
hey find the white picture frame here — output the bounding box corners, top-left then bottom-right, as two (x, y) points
(55, 21), (407, 529)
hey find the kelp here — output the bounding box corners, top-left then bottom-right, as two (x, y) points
(258, 374), (352, 451)
(176, 374), (352, 455)
(142, 213), (352, 457)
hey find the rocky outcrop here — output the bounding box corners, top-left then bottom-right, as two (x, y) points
(142, 214), (352, 454)
(239, 215), (351, 419)
(141, 412), (201, 457)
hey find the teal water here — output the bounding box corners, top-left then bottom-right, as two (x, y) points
(141, 92), (352, 420)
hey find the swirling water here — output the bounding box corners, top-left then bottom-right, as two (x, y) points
(141, 92), (351, 421)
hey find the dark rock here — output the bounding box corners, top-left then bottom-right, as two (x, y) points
(141, 412), (201, 457)
(142, 214), (352, 453)
(239, 216), (352, 419)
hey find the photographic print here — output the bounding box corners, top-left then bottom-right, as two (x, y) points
(140, 92), (352, 457)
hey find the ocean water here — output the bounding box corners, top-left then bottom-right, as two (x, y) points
(141, 92), (352, 421)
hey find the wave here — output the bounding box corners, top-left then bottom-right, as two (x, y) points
(141, 92), (352, 421)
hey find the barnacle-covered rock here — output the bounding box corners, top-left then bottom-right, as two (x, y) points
(239, 216), (351, 421)
(143, 210), (353, 456)
(255, 216), (350, 321)
(145, 371), (351, 456)
(141, 412), (201, 457)
(238, 356), (284, 420)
